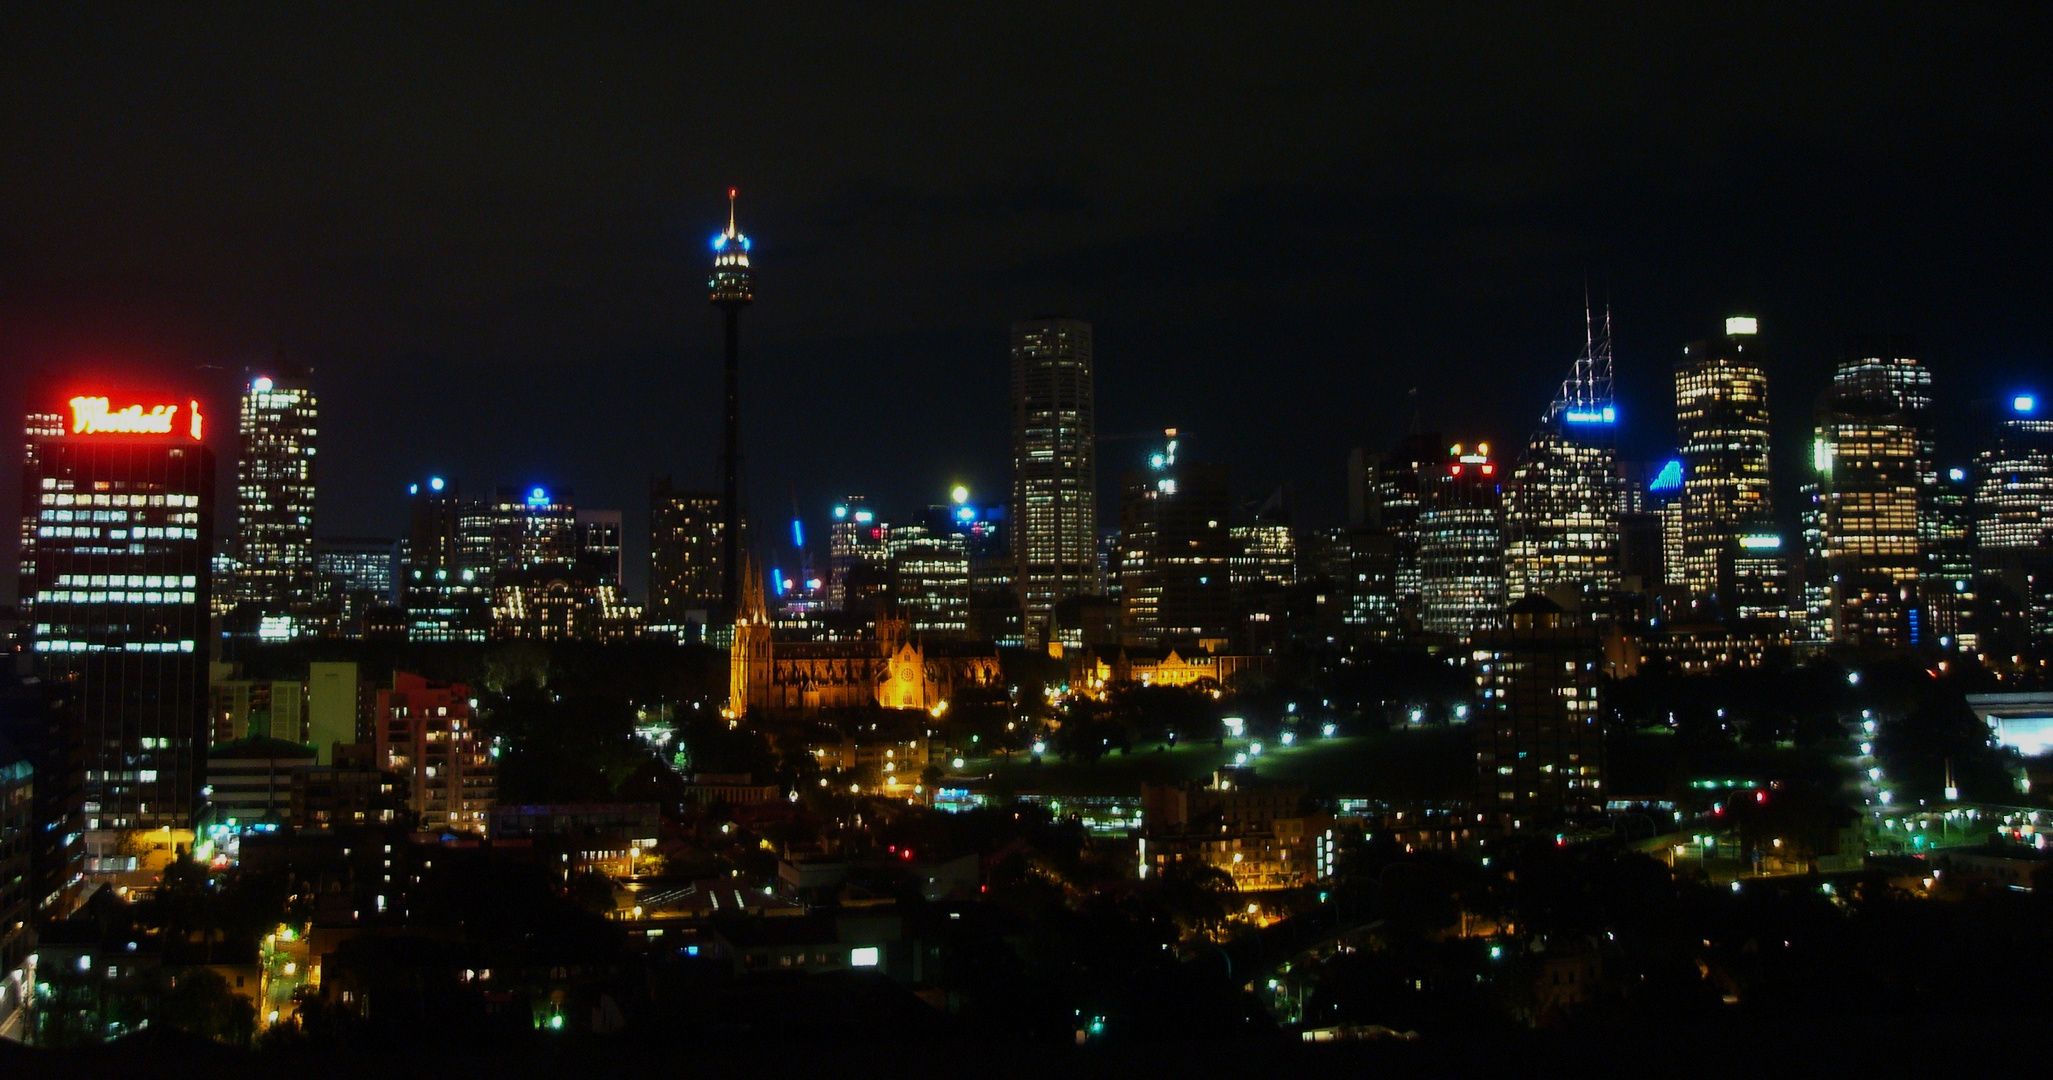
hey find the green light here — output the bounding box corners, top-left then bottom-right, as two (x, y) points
(548, 1015), (564, 1030)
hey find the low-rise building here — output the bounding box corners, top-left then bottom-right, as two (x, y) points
(291, 743), (409, 830)
(206, 738), (318, 828)
(679, 773), (782, 807)
(373, 673), (496, 835)
(487, 803), (660, 878)
(1140, 773), (1334, 890)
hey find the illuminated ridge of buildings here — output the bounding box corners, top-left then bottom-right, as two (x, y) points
(1504, 305), (1626, 605)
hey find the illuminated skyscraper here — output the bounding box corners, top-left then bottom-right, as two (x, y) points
(1675, 319), (1773, 606)
(1729, 530), (1793, 629)
(1974, 392), (2052, 648)
(1229, 523), (1296, 596)
(887, 526), (971, 635)
(1975, 393), (2052, 550)
(23, 388), (215, 850)
(1810, 340), (1928, 649)
(1504, 309), (1626, 606)
(489, 486), (578, 570)
(1645, 458), (1686, 587)
(1115, 435), (1232, 650)
(16, 404), (64, 613)
(228, 371), (317, 629)
(401, 477), (490, 642)
(313, 536), (398, 635)
(709, 189), (754, 615)
(1418, 443), (1505, 639)
(1356, 432), (1442, 625)
(1473, 596), (1607, 830)
(648, 481), (725, 633)
(828, 497), (890, 617)
(1923, 466), (1977, 650)
(1010, 319), (1097, 647)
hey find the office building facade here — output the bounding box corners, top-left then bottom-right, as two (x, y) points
(887, 526), (972, 635)
(1115, 436), (1233, 650)
(373, 673), (494, 835)
(1473, 596), (1608, 829)
(229, 372), (318, 623)
(1974, 393), (2052, 649)
(1810, 342), (1929, 649)
(1011, 319), (1098, 647)
(23, 389), (216, 849)
(1418, 444), (1506, 639)
(649, 480), (724, 631)
(1675, 320), (1773, 606)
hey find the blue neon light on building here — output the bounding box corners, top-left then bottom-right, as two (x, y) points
(1649, 459), (1685, 492)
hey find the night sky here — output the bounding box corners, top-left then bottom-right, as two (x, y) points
(5, 4), (2050, 601)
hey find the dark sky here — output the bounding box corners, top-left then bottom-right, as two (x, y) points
(5, 3), (2050, 601)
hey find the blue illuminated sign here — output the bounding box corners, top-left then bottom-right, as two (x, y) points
(429, 477), (446, 492)
(791, 519), (805, 549)
(955, 506), (976, 523)
(2017, 394), (2039, 415)
(1649, 458), (1685, 492)
(833, 505), (848, 519)
(527, 487), (550, 506)
(1563, 406), (1617, 425)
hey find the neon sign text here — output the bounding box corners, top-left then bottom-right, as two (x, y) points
(68, 397), (204, 440)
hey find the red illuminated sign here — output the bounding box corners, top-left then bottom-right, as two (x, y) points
(68, 396), (204, 440)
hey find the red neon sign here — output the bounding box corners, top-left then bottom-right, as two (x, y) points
(67, 396), (204, 440)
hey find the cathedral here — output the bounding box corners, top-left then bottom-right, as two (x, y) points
(729, 554), (1000, 716)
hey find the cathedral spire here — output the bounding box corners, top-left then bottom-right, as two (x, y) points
(735, 547), (769, 626)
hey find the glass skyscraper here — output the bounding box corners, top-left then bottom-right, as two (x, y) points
(1675, 319), (1773, 607)
(1010, 318), (1097, 647)
(23, 389), (215, 851)
(1810, 339), (1928, 649)
(1504, 311), (1625, 606)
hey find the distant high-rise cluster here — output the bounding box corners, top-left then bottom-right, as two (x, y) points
(1319, 310), (2045, 663)
(13, 190), (2053, 870)
(401, 479), (637, 642)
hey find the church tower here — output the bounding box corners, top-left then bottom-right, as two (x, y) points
(728, 549), (773, 716)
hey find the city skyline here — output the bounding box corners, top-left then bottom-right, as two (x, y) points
(4, 7), (2050, 605)
(8, 7), (2053, 1059)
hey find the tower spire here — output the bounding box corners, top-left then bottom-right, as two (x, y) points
(728, 188), (738, 236)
